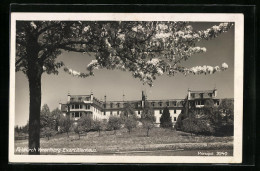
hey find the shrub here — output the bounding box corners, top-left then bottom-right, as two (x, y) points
(107, 116), (122, 134)
(73, 123), (84, 139)
(92, 120), (107, 136)
(140, 104), (155, 137)
(160, 107), (173, 128)
(78, 114), (93, 132)
(182, 117), (215, 136)
(59, 116), (72, 137)
(41, 127), (56, 140)
(124, 117), (137, 134)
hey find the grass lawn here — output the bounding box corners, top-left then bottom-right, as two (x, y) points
(15, 127), (233, 155)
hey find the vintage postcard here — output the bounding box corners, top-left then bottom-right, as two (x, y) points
(9, 13), (243, 163)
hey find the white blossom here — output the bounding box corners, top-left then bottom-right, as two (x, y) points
(188, 64), (227, 75)
(175, 31), (185, 36)
(154, 33), (172, 39)
(105, 38), (111, 48)
(87, 60), (99, 70)
(30, 22), (37, 29)
(201, 47), (207, 52)
(83, 26), (90, 32)
(206, 66), (214, 74)
(147, 58), (160, 65)
(221, 63), (228, 70)
(117, 34), (125, 41)
(158, 24), (168, 30)
(157, 68), (164, 75)
(214, 66), (220, 72)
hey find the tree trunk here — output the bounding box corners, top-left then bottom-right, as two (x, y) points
(146, 129), (149, 137)
(78, 133), (80, 140)
(98, 130), (101, 136)
(28, 67), (42, 155)
(67, 131), (69, 138)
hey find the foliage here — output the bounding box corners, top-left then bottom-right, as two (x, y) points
(51, 108), (63, 131)
(124, 117), (138, 134)
(78, 114), (94, 132)
(120, 102), (138, 134)
(218, 99), (234, 125)
(22, 121), (29, 134)
(182, 116), (215, 135)
(141, 104), (156, 137)
(92, 120), (107, 136)
(59, 116), (72, 137)
(40, 104), (52, 129)
(40, 127), (56, 140)
(40, 104), (56, 139)
(175, 98), (234, 136)
(73, 123), (84, 140)
(215, 99), (234, 136)
(107, 116), (122, 134)
(160, 107), (173, 128)
(16, 21), (232, 85)
(120, 103), (137, 122)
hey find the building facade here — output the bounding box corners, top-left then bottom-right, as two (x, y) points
(59, 89), (222, 127)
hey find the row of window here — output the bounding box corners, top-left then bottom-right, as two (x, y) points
(71, 112), (82, 118)
(191, 93), (214, 98)
(71, 112), (178, 122)
(159, 109), (177, 114)
(103, 101), (181, 109)
(73, 112), (178, 122)
(194, 100), (220, 106)
(153, 101), (177, 107)
(70, 97), (91, 102)
(70, 104), (90, 109)
(104, 103), (124, 108)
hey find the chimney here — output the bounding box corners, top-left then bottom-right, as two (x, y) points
(214, 88), (217, 97)
(59, 103), (62, 110)
(67, 93), (71, 102)
(188, 88), (191, 100)
(90, 91), (93, 101)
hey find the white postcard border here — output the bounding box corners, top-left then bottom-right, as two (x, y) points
(9, 13), (244, 163)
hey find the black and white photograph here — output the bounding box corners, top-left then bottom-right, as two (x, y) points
(9, 13), (244, 163)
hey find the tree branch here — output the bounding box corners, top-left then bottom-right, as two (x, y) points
(36, 22), (61, 37)
(15, 57), (25, 66)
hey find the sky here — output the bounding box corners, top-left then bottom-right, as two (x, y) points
(15, 22), (234, 126)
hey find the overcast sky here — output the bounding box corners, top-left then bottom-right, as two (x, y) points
(15, 22), (234, 126)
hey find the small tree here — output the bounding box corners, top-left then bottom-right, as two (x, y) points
(216, 99), (234, 136)
(40, 104), (52, 129)
(141, 104), (156, 137)
(51, 108), (62, 131)
(41, 127), (56, 140)
(124, 117), (137, 134)
(73, 123), (84, 140)
(40, 104), (56, 139)
(21, 121), (29, 134)
(218, 99), (234, 125)
(160, 107), (173, 128)
(92, 120), (107, 136)
(79, 114), (94, 133)
(59, 116), (72, 137)
(107, 116), (122, 134)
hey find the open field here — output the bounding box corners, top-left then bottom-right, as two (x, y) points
(15, 128), (233, 155)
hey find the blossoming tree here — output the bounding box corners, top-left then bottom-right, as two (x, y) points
(16, 21), (232, 154)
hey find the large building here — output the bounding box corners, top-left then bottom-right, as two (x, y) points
(59, 88), (221, 127)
